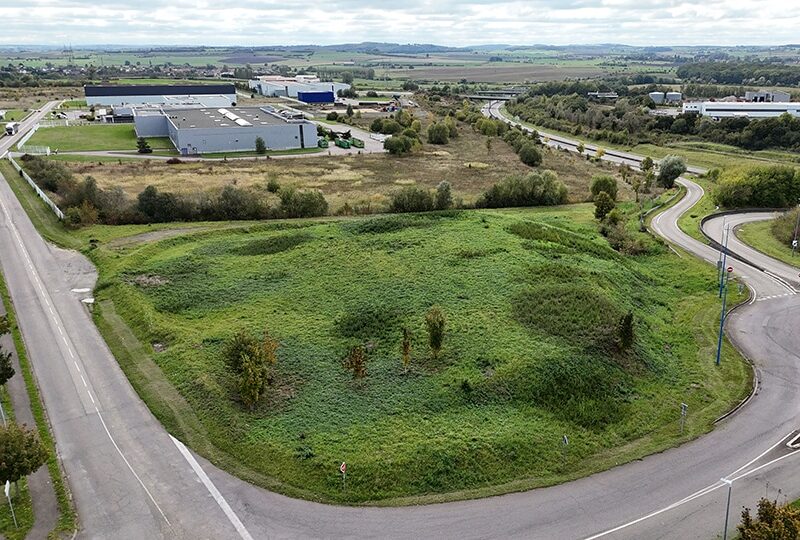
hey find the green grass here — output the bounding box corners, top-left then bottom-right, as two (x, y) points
(2, 110), (28, 122)
(677, 177), (719, 242)
(81, 205), (749, 505)
(25, 125), (172, 152)
(737, 218), (800, 268)
(0, 271), (77, 537)
(58, 100), (86, 109)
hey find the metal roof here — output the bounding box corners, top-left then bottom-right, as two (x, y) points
(85, 84), (236, 97)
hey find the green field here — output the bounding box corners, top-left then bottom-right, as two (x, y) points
(2, 110), (27, 122)
(25, 124), (172, 152)
(737, 217), (800, 268)
(75, 203), (749, 505)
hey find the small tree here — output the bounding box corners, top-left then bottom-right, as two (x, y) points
(425, 306), (446, 360)
(401, 328), (412, 372)
(738, 498), (800, 539)
(238, 353), (267, 410)
(435, 181), (452, 210)
(576, 141), (585, 155)
(594, 191), (615, 220)
(342, 345), (368, 379)
(136, 137), (152, 154)
(427, 122), (449, 145)
(641, 156), (654, 172)
(518, 142), (542, 167)
(657, 155), (687, 188)
(346, 104), (354, 118)
(618, 311), (634, 350)
(255, 136), (267, 155)
(486, 137), (492, 154)
(0, 422), (48, 496)
(590, 175), (618, 201)
(0, 315), (13, 388)
(595, 147), (606, 159)
(631, 176), (642, 203)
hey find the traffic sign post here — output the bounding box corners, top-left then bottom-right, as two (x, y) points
(680, 403), (688, 434)
(5, 480), (17, 529)
(340, 462), (346, 490)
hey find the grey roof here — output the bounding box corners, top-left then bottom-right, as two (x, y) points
(166, 107), (300, 130)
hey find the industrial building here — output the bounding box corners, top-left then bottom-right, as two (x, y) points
(744, 90), (790, 103)
(649, 91), (682, 104)
(133, 105), (317, 155)
(249, 76), (350, 103)
(85, 84), (237, 107)
(682, 101), (800, 119)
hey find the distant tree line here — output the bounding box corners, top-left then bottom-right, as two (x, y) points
(677, 61), (800, 86)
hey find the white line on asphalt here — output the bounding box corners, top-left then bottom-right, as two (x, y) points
(95, 407), (172, 526)
(584, 432), (799, 539)
(170, 435), (254, 540)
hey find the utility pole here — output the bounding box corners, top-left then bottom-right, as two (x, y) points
(792, 200), (800, 256)
(719, 224), (730, 299)
(716, 263), (733, 366)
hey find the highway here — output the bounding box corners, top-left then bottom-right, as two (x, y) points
(0, 101), (798, 538)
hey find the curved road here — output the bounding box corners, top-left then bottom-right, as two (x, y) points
(0, 101), (798, 538)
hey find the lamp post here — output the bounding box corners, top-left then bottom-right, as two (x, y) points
(716, 264), (733, 366)
(719, 223), (730, 298)
(722, 478), (733, 540)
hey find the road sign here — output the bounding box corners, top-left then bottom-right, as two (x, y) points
(340, 462), (346, 475)
(3, 481), (8, 499)
(681, 403), (688, 416)
(793, 240), (798, 248)
(562, 435), (569, 446)
(727, 266), (733, 273)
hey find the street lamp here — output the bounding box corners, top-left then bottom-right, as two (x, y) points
(716, 263), (733, 366)
(722, 478), (733, 540)
(719, 224), (730, 298)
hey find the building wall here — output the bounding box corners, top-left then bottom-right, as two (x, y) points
(88, 94), (236, 107)
(170, 122), (318, 154)
(255, 81), (350, 98)
(682, 101), (800, 118)
(133, 113), (169, 137)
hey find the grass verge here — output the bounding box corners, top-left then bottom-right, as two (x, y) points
(0, 388), (34, 539)
(0, 272), (77, 537)
(736, 218), (800, 268)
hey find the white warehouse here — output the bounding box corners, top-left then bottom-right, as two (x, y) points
(682, 101), (800, 119)
(134, 106), (318, 155)
(249, 76), (350, 98)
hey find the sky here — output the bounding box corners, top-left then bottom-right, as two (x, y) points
(1, 0), (798, 47)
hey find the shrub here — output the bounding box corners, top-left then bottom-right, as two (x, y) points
(477, 170), (568, 208)
(427, 122), (450, 145)
(435, 181), (452, 210)
(657, 155), (687, 188)
(425, 306), (446, 360)
(266, 177), (281, 193)
(590, 174), (618, 201)
(278, 188), (328, 218)
(136, 137), (152, 154)
(618, 311), (634, 350)
(401, 328), (412, 371)
(715, 165), (800, 208)
(384, 135), (414, 155)
(410, 119), (421, 133)
(326, 111), (339, 121)
(389, 185), (434, 213)
(738, 498), (800, 539)
(342, 346), (368, 379)
(518, 142), (542, 167)
(165, 157), (183, 165)
(594, 191), (615, 220)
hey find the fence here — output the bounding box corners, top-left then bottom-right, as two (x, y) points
(7, 156), (65, 220)
(15, 123), (39, 148)
(16, 145), (50, 155)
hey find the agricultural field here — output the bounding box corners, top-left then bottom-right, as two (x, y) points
(0, 86), (83, 112)
(52, 125), (632, 211)
(74, 202), (751, 504)
(385, 65), (609, 83)
(25, 124), (172, 152)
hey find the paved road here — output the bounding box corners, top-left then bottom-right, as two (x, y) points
(1, 100), (800, 538)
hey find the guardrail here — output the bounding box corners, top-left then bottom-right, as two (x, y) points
(7, 156), (65, 220)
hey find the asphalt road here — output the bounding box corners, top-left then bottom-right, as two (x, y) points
(0, 101), (799, 538)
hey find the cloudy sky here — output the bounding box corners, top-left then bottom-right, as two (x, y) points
(1, 0), (797, 47)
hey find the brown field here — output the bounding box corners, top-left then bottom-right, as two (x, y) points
(60, 124), (634, 211)
(386, 65), (608, 83)
(0, 86), (83, 110)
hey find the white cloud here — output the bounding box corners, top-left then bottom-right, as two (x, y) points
(0, 0), (797, 46)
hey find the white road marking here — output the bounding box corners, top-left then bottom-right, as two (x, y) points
(584, 432), (799, 539)
(171, 436), (254, 540)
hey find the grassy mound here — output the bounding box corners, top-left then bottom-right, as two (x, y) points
(92, 206), (749, 503)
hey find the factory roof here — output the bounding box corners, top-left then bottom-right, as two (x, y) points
(166, 107), (305, 129)
(85, 84), (236, 97)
